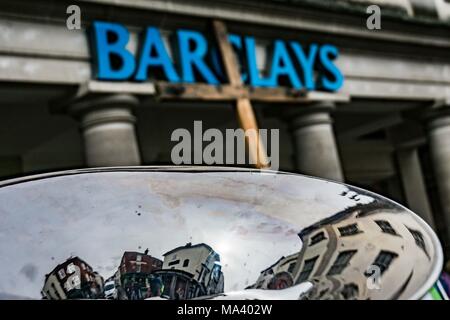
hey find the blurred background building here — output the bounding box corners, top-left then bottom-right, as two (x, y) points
(1, 0), (450, 258)
(250, 203), (436, 299)
(41, 256), (104, 300)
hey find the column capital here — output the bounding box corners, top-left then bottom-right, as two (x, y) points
(426, 100), (450, 247)
(70, 94), (139, 116)
(49, 88), (142, 167)
(51, 93), (140, 118)
(284, 101), (343, 181)
(424, 101), (450, 131)
(284, 101), (336, 115)
(284, 101), (336, 131)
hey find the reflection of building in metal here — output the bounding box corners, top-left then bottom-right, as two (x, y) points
(155, 243), (224, 299)
(118, 251), (163, 300)
(119, 251), (163, 275)
(41, 256), (103, 300)
(1, 0), (450, 257)
(251, 202), (435, 299)
(250, 253), (298, 290)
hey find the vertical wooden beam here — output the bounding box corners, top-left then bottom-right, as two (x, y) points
(212, 20), (269, 169)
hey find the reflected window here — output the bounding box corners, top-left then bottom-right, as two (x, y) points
(72, 275), (80, 286)
(366, 250), (398, 276)
(51, 283), (61, 300)
(341, 283), (359, 300)
(338, 224), (361, 237)
(327, 250), (357, 276)
(168, 260), (180, 267)
(407, 228), (429, 257)
(298, 256), (318, 282)
(288, 262), (296, 273)
(310, 232), (326, 245)
(375, 220), (398, 235)
(183, 259), (189, 267)
(318, 288), (329, 298)
(57, 269), (66, 280)
(211, 264), (221, 281)
(67, 263), (76, 274)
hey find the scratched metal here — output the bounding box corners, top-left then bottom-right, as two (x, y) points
(0, 167), (443, 300)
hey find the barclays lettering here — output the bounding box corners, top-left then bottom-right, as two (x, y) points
(91, 21), (344, 91)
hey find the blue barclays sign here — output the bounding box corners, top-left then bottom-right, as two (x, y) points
(91, 21), (344, 92)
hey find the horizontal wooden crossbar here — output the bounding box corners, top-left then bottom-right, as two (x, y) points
(155, 82), (350, 103)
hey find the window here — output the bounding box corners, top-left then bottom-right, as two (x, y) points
(212, 264), (221, 281)
(375, 220), (398, 235)
(72, 275), (81, 287)
(338, 224), (361, 237)
(407, 228), (429, 257)
(104, 283), (115, 291)
(287, 262), (296, 273)
(183, 259), (189, 267)
(365, 250), (398, 276)
(327, 250), (357, 276)
(64, 280), (73, 291)
(318, 289), (329, 298)
(168, 259), (180, 267)
(136, 264), (141, 273)
(341, 283), (359, 300)
(57, 269), (66, 280)
(310, 232), (326, 245)
(67, 263), (76, 274)
(51, 283), (61, 300)
(297, 256), (318, 282)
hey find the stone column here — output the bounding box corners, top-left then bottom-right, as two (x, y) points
(396, 148), (435, 228)
(69, 94), (141, 167)
(427, 108), (450, 239)
(287, 102), (344, 182)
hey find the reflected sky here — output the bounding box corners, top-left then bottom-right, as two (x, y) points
(0, 169), (438, 300)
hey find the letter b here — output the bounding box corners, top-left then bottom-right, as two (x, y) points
(92, 22), (135, 80)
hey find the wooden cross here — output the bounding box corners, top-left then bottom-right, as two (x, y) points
(212, 20), (269, 169)
(155, 20), (349, 169)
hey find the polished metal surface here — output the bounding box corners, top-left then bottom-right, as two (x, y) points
(0, 167), (443, 300)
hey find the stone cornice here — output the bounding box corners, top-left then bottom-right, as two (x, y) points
(74, 0), (450, 48)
